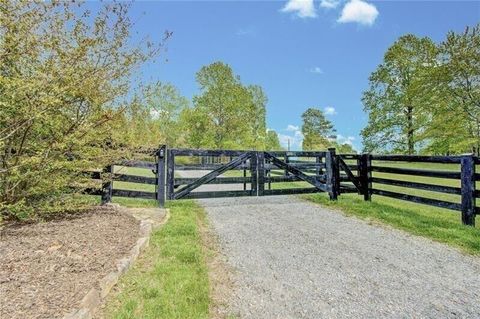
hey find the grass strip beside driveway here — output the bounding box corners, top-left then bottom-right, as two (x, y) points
(103, 200), (210, 319)
(303, 193), (480, 255)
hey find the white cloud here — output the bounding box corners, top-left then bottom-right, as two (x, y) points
(308, 66), (324, 74)
(338, 0), (378, 26)
(281, 0), (317, 18)
(286, 124), (299, 131)
(320, 0), (340, 9)
(236, 27), (255, 36)
(324, 106), (337, 115)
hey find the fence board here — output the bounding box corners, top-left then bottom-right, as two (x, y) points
(371, 155), (463, 163)
(112, 189), (156, 199)
(263, 188), (319, 196)
(371, 166), (460, 179)
(371, 189), (461, 211)
(172, 149), (247, 157)
(119, 160), (155, 169)
(371, 177), (461, 195)
(183, 190), (251, 199)
(175, 177), (250, 186)
(114, 174), (157, 185)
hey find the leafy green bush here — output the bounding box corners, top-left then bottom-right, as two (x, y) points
(0, 2), (168, 220)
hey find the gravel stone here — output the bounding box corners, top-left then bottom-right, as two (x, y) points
(196, 195), (480, 319)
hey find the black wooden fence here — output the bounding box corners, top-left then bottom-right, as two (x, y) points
(84, 146), (477, 227)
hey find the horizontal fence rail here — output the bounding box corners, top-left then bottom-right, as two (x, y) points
(367, 153), (476, 226)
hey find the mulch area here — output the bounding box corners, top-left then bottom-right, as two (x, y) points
(0, 206), (140, 319)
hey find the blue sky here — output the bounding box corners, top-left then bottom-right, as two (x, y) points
(117, 0), (479, 150)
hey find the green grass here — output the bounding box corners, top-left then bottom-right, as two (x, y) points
(266, 160), (480, 255)
(103, 200), (210, 319)
(302, 192), (480, 255)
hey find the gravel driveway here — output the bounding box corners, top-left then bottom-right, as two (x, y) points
(178, 170), (480, 318)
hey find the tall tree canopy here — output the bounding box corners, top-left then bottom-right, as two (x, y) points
(361, 34), (437, 154)
(186, 62), (268, 150)
(301, 107), (335, 150)
(145, 82), (189, 147)
(362, 24), (479, 155)
(420, 24), (480, 155)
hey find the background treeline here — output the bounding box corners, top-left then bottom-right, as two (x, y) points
(362, 24), (480, 155)
(128, 62), (282, 151)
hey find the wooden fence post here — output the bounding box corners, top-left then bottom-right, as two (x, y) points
(316, 155), (321, 177)
(461, 154), (476, 226)
(250, 151), (258, 196)
(101, 165), (113, 204)
(284, 152), (289, 177)
(326, 148), (338, 200)
(243, 159), (247, 191)
(359, 153), (372, 201)
(257, 151), (265, 196)
(157, 145), (166, 208)
(166, 149), (175, 200)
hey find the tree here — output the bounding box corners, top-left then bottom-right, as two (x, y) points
(265, 130), (282, 150)
(187, 62), (268, 149)
(335, 142), (355, 154)
(180, 107), (214, 149)
(246, 85), (267, 150)
(361, 35), (437, 154)
(419, 24), (480, 155)
(145, 82), (189, 147)
(301, 108), (335, 150)
(0, 2), (168, 219)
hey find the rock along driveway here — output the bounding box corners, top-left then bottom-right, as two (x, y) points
(179, 171), (480, 318)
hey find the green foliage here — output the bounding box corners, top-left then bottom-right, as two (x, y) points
(145, 82), (189, 147)
(265, 129), (282, 150)
(335, 142), (355, 154)
(246, 85), (268, 149)
(301, 107), (335, 151)
(301, 108), (334, 150)
(362, 24), (480, 155)
(361, 34), (437, 154)
(419, 24), (480, 155)
(184, 62), (268, 150)
(0, 1), (168, 219)
(103, 201), (210, 318)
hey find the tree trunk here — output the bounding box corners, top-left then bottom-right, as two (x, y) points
(406, 105), (414, 155)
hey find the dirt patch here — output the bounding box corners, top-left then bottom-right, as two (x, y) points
(0, 206), (140, 319)
(198, 214), (235, 319)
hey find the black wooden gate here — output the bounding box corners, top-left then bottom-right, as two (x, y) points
(158, 147), (355, 205)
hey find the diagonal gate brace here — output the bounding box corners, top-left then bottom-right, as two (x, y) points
(265, 152), (327, 192)
(174, 152), (251, 199)
(337, 157), (363, 193)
